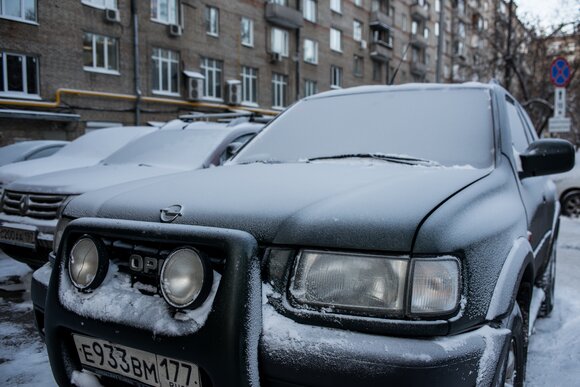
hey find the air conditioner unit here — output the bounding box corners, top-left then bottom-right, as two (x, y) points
(104, 8), (120, 23)
(270, 52), (282, 63)
(226, 80), (242, 105)
(168, 24), (182, 37)
(187, 77), (203, 101)
(360, 40), (367, 50)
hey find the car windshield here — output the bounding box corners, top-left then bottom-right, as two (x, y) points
(56, 127), (154, 159)
(102, 129), (230, 168)
(235, 88), (494, 168)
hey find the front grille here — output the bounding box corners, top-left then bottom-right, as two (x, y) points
(101, 237), (226, 296)
(2, 190), (67, 220)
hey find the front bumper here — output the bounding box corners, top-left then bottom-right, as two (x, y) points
(0, 213), (57, 266)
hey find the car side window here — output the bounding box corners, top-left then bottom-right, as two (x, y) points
(506, 99), (530, 153)
(517, 105), (539, 142)
(25, 146), (59, 160)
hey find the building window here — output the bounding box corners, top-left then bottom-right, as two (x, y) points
(241, 17), (254, 47)
(423, 27), (429, 39)
(353, 20), (363, 42)
(435, 0), (441, 12)
(205, 6), (219, 36)
(303, 39), (318, 64)
(353, 56), (363, 77)
(270, 0), (287, 4)
(272, 73), (287, 109)
(0, 52), (39, 97)
(152, 48), (179, 95)
(82, 0), (117, 10)
(1, 0), (37, 23)
(354, 0), (362, 7)
(303, 0), (316, 22)
(151, 0), (177, 24)
(330, 0), (341, 13)
(304, 79), (317, 97)
(271, 27), (289, 57)
(401, 13), (407, 31)
(372, 28), (393, 47)
(372, 60), (382, 82)
(201, 57), (223, 99)
(241, 66), (258, 104)
(435, 22), (440, 36)
(330, 28), (342, 52)
(83, 33), (119, 74)
(330, 65), (342, 88)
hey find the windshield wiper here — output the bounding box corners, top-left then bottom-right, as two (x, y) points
(236, 159), (284, 165)
(306, 153), (440, 166)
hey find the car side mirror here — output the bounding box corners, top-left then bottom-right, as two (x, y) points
(520, 139), (575, 178)
(226, 142), (244, 158)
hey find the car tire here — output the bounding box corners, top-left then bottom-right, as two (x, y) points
(561, 190), (580, 217)
(539, 249), (556, 318)
(498, 303), (526, 387)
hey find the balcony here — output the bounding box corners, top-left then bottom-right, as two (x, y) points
(410, 33), (428, 48)
(265, 3), (303, 29)
(369, 42), (393, 62)
(410, 61), (427, 76)
(369, 10), (393, 30)
(452, 8), (470, 23)
(411, 3), (429, 20)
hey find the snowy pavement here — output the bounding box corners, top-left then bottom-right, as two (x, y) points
(0, 218), (579, 386)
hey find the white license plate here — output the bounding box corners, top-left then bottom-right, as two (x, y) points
(73, 334), (202, 387)
(0, 225), (35, 248)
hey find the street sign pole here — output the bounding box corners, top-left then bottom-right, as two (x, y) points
(549, 57), (571, 133)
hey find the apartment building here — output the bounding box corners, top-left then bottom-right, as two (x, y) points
(0, 0), (521, 143)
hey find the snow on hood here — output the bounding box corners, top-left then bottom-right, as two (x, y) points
(6, 163), (188, 195)
(0, 155), (102, 185)
(65, 162), (490, 252)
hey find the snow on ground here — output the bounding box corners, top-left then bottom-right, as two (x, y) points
(0, 218), (579, 386)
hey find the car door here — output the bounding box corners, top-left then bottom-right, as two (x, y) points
(506, 96), (552, 267)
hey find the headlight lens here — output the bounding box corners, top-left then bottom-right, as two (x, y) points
(290, 250), (408, 315)
(68, 236), (108, 291)
(410, 258), (460, 315)
(288, 250), (461, 318)
(160, 248), (211, 309)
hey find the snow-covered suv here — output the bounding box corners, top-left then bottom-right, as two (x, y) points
(36, 83), (574, 387)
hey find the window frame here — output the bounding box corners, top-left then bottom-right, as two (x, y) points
(303, 0), (317, 23)
(83, 32), (120, 75)
(330, 0), (342, 14)
(151, 0), (178, 25)
(303, 39), (319, 65)
(0, 0), (38, 24)
(304, 79), (318, 97)
(271, 27), (290, 57)
(330, 28), (342, 53)
(205, 6), (219, 37)
(353, 20), (363, 42)
(241, 17), (254, 47)
(200, 57), (223, 101)
(330, 65), (343, 89)
(241, 66), (258, 106)
(0, 51), (40, 99)
(151, 48), (180, 96)
(81, 0), (117, 10)
(271, 72), (287, 109)
(353, 55), (363, 77)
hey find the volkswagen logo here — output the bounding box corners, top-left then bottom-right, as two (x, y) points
(19, 195), (30, 216)
(160, 204), (184, 223)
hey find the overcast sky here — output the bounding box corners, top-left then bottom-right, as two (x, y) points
(516, 0), (579, 31)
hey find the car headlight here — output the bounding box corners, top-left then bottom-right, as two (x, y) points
(160, 248), (212, 309)
(68, 236), (108, 291)
(410, 258), (460, 315)
(290, 250), (408, 315)
(289, 250), (461, 317)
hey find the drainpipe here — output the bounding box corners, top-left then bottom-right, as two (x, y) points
(131, 0), (141, 125)
(295, 2), (301, 101)
(435, 0), (445, 82)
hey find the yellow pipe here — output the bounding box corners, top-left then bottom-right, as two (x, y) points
(0, 88), (279, 116)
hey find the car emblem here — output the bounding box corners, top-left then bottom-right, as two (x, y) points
(160, 205), (184, 223)
(19, 195), (30, 216)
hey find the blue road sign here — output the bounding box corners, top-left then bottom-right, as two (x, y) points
(550, 57), (571, 87)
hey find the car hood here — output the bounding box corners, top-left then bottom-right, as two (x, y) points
(66, 162), (490, 252)
(0, 155), (102, 186)
(6, 164), (187, 195)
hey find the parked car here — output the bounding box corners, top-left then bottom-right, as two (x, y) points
(0, 126), (157, 192)
(0, 140), (69, 167)
(552, 151), (580, 217)
(0, 119), (263, 268)
(35, 83), (574, 387)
